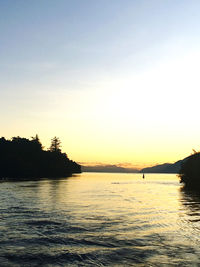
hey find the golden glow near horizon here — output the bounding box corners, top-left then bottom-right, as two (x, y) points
(1, 1), (200, 168)
(4, 49), (200, 168)
(52, 50), (200, 167)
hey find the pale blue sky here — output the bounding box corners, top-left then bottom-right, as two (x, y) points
(1, 0), (199, 84)
(1, 1), (200, 166)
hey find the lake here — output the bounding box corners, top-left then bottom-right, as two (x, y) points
(1, 173), (200, 266)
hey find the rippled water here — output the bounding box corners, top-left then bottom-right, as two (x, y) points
(1, 173), (200, 266)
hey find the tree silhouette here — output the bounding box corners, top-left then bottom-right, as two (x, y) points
(0, 135), (81, 179)
(31, 134), (43, 150)
(49, 136), (61, 153)
(179, 152), (200, 188)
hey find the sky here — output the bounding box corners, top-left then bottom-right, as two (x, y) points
(1, 0), (200, 169)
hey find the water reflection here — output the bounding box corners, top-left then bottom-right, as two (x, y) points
(179, 186), (200, 224)
(38, 178), (69, 204)
(1, 173), (200, 266)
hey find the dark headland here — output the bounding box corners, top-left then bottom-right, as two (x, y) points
(0, 135), (81, 180)
(140, 151), (200, 189)
(179, 151), (200, 189)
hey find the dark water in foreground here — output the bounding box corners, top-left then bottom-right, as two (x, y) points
(1, 173), (200, 266)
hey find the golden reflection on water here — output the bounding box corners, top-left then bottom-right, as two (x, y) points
(35, 172), (200, 246)
(36, 173), (181, 236)
(2, 173), (200, 266)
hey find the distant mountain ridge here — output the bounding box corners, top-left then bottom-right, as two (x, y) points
(140, 157), (189, 173)
(82, 164), (138, 173)
(83, 156), (190, 174)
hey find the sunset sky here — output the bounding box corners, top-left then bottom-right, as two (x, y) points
(1, 1), (200, 168)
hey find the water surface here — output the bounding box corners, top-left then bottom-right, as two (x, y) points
(1, 173), (200, 266)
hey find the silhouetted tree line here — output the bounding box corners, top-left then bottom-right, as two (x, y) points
(0, 135), (81, 179)
(179, 151), (200, 188)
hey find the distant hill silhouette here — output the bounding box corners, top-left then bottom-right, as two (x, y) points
(82, 164), (139, 173)
(140, 158), (189, 173)
(0, 135), (81, 179)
